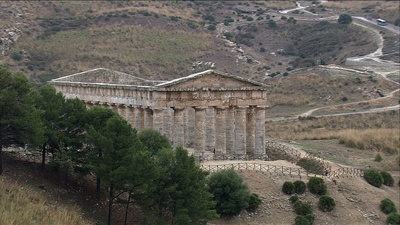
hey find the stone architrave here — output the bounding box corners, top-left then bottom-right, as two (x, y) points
(215, 106), (227, 155)
(194, 106), (206, 153)
(225, 107), (235, 155)
(173, 107), (185, 147)
(234, 106), (247, 155)
(152, 107), (164, 134)
(255, 106), (266, 155)
(246, 106), (256, 155)
(205, 107), (216, 152)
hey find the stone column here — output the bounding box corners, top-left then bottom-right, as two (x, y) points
(235, 106), (247, 155)
(246, 107), (256, 155)
(225, 107), (235, 155)
(255, 106), (266, 155)
(135, 107), (144, 131)
(205, 107), (216, 152)
(215, 107), (227, 155)
(185, 108), (195, 148)
(173, 107), (185, 148)
(118, 104), (126, 121)
(126, 105), (133, 126)
(194, 106), (206, 153)
(111, 103), (118, 113)
(152, 108), (164, 134)
(163, 108), (173, 142)
(144, 107), (153, 129)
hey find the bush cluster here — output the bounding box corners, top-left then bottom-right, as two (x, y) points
(380, 171), (394, 186)
(246, 193), (262, 212)
(364, 169), (384, 187)
(294, 201), (313, 216)
(282, 181), (295, 195)
(386, 212), (400, 225)
(293, 180), (306, 194)
(307, 177), (327, 195)
(290, 195), (299, 204)
(380, 199), (397, 214)
(318, 195), (336, 212)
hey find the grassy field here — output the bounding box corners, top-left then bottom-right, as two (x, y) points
(0, 179), (93, 225)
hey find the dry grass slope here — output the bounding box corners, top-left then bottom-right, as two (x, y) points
(0, 179), (93, 225)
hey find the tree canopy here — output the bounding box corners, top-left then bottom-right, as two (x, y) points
(338, 14), (352, 24)
(0, 67), (43, 175)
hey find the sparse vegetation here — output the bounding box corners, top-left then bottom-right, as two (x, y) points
(319, 195), (336, 212)
(0, 179), (93, 225)
(297, 158), (325, 175)
(380, 171), (394, 186)
(386, 212), (400, 225)
(290, 195), (300, 204)
(307, 177), (327, 195)
(338, 14), (352, 24)
(380, 198), (397, 214)
(364, 169), (384, 187)
(246, 193), (262, 212)
(293, 180), (306, 194)
(282, 181), (295, 195)
(294, 200), (313, 216)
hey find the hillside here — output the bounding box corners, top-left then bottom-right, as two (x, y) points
(1, 1), (397, 85)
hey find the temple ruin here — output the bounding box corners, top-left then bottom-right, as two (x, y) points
(49, 68), (268, 158)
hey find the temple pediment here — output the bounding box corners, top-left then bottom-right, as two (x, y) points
(156, 70), (267, 90)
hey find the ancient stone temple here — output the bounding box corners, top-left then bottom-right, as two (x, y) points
(49, 68), (268, 157)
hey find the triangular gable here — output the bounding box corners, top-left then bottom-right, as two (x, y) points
(49, 68), (161, 86)
(156, 70), (267, 89)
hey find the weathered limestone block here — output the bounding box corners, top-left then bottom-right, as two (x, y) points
(135, 107), (144, 131)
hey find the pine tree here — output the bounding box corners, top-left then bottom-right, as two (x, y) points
(0, 67), (43, 175)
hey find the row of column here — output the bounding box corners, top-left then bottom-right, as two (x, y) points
(88, 102), (266, 156)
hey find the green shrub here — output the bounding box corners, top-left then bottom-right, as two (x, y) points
(319, 195), (336, 212)
(380, 171), (394, 186)
(338, 14), (352, 24)
(380, 199), (397, 214)
(294, 180), (306, 194)
(304, 213), (315, 224)
(290, 195), (299, 204)
(246, 193), (262, 212)
(208, 169), (250, 216)
(282, 181), (295, 195)
(294, 201), (313, 216)
(386, 212), (400, 225)
(11, 51), (22, 61)
(307, 177), (327, 195)
(207, 24), (216, 31)
(295, 216), (310, 225)
(364, 169), (384, 187)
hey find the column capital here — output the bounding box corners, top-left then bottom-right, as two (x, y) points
(193, 106), (207, 111)
(256, 105), (269, 109)
(214, 106), (229, 110)
(171, 106), (185, 111)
